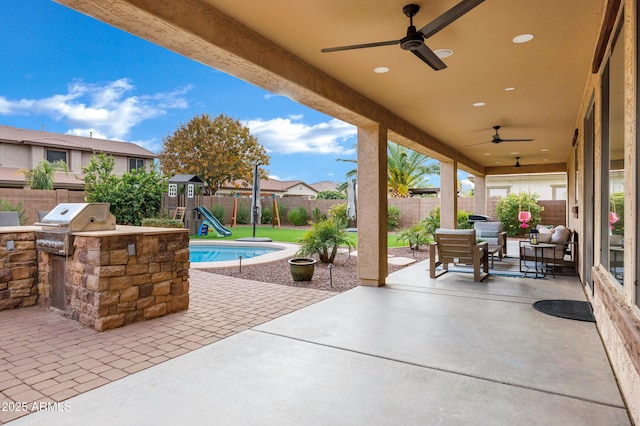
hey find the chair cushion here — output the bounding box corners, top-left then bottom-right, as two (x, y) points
(478, 230), (499, 239)
(474, 222), (502, 232)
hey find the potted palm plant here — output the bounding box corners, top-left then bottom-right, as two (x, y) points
(290, 218), (355, 281)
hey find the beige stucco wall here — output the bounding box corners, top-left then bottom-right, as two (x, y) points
(486, 173), (568, 200)
(0, 144), (32, 169)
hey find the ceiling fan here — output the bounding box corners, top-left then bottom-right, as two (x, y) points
(468, 126), (535, 146)
(321, 0), (485, 71)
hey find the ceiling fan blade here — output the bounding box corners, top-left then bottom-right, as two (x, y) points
(419, 0), (485, 38)
(321, 39), (400, 53)
(411, 44), (447, 70)
(497, 138), (535, 142)
(465, 141), (492, 147)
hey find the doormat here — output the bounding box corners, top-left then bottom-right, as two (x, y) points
(533, 300), (596, 322)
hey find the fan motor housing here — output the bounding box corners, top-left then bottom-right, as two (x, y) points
(400, 33), (424, 50)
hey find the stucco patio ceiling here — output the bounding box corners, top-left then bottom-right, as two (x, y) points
(56, 0), (604, 175)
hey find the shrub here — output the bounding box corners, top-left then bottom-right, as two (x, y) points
(328, 203), (348, 224)
(277, 205), (288, 223)
(395, 223), (430, 250)
(457, 210), (473, 229)
(83, 155), (166, 226)
(141, 218), (184, 228)
(0, 199), (28, 224)
(495, 192), (543, 237)
(297, 218), (355, 263)
(421, 207), (441, 239)
(236, 205), (250, 224)
(261, 207), (272, 224)
(288, 206), (309, 226)
(210, 205), (225, 223)
(388, 205), (401, 229)
(316, 190), (346, 200)
(311, 207), (327, 223)
(420, 207), (473, 238)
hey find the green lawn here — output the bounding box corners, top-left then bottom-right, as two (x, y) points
(190, 225), (408, 248)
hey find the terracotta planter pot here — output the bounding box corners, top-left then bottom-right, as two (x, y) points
(288, 258), (317, 281)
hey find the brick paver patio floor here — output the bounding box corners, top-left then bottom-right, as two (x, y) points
(0, 270), (334, 424)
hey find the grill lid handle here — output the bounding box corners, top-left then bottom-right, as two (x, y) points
(34, 222), (66, 228)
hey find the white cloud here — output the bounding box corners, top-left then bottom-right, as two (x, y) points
(0, 78), (190, 140)
(461, 178), (474, 188)
(66, 128), (109, 140)
(244, 117), (356, 155)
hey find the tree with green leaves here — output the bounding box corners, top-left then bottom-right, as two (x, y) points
(20, 159), (68, 190)
(316, 190), (346, 200)
(83, 154), (166, 226)
(159, 113), (270, 194)
(387, 142), (440, 197)
(336, 142), (439, 196)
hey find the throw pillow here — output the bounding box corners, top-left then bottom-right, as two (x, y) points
(539, 227), (553, 243)
(551, 225), (570, 243)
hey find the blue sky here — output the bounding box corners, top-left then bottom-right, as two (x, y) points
(0, 0), (460, 188)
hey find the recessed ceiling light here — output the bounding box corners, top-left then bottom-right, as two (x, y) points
(484, 153), (491, 156)
(513, 33), (534, 44)
(544, 159), (549, 162)
(473, 102), (486, 107)
(505, 87), (516, 91)
(540, 148), (549, 152)
(374, 66), (390, 74)
(434, 48), (453, 58)
(495, 161), (501, 164)
(510, 151), (519, 155)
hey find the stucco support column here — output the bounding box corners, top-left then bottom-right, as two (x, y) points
(474, 175), (486, 215)
(440, 159), (458, 228)
(357, 124), (388, 287)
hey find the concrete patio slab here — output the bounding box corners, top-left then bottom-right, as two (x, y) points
(5, 262), (631, 425)
(9, 330), (629, 426)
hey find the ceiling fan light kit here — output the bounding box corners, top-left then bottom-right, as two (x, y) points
(321, 0), (485, 71)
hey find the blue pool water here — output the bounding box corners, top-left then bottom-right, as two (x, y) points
(190, 244), (281, 263)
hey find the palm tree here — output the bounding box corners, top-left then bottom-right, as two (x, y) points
(387, 142), (440, 197)
(336, 142), (439, 195)
(20, 159), (69, 190)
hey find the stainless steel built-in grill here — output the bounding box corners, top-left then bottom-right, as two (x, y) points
(35, 203), (116, 255)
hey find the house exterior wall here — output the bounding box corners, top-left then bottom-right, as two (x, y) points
(0, 126), (156, 189)
(486, 173), (568, 200)
(567, 1), (640, 422)
(1, 144), (31, 169)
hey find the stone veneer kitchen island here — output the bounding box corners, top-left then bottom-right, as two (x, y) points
(0, 225), (190, 332)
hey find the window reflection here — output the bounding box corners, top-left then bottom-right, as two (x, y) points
(608, 22), (625, 285)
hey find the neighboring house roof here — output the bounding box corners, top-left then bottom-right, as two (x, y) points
(310, 180), (340, 193)
(220, 178), (319, 196)
(0, 125), (156, 158)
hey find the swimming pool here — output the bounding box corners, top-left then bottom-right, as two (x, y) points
(188, 241), (300, 268)
(190, 244), (281, 262)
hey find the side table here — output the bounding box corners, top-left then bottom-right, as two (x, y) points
(519, 242), (556, 278)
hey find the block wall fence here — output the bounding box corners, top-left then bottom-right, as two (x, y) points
(0, 188), (565, 229)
